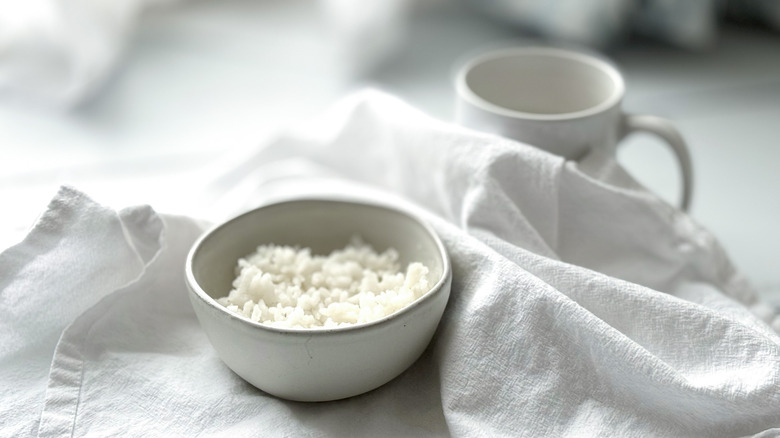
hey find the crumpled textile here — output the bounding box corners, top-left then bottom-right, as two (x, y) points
(0, 0), (164, 106)
(2, 90), (779, 437)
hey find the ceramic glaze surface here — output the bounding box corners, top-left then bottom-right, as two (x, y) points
(455, 47), (693, 210)
(185, 199), (452, 402)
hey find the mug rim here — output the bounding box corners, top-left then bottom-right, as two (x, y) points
(455, 46), (625, 121)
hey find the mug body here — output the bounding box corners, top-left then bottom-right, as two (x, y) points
(455, 47), (625, 159)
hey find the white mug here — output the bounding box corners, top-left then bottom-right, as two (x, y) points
(455, 47), (692, 211)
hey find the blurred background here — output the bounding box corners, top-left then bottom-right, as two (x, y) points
(1, 0), (779, 304)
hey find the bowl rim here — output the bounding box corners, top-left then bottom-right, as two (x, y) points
(185, 198), (452, 335)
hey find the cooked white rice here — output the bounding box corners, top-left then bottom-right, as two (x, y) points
(217, 237), (431, 329)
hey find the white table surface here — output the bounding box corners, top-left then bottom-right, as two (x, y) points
(1, 0), (779, 305)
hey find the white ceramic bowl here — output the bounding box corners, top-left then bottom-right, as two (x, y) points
(185, 199), (451, 402)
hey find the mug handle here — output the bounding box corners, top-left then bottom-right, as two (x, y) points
(621, 114), (693, 211)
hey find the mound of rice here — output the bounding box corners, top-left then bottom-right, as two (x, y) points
(217, 237), (431, 329)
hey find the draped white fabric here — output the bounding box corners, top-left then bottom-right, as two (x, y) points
(2, 91), (778, 437)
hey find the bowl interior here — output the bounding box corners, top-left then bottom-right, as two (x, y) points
(190, 200), (446, 307)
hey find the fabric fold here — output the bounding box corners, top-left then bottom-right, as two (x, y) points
(1, 91), (778, 437)
(0, 186), (164, 436)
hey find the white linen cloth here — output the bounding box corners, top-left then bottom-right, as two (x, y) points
(2, 90), (779, 437)
(0, 0), (158, 106)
